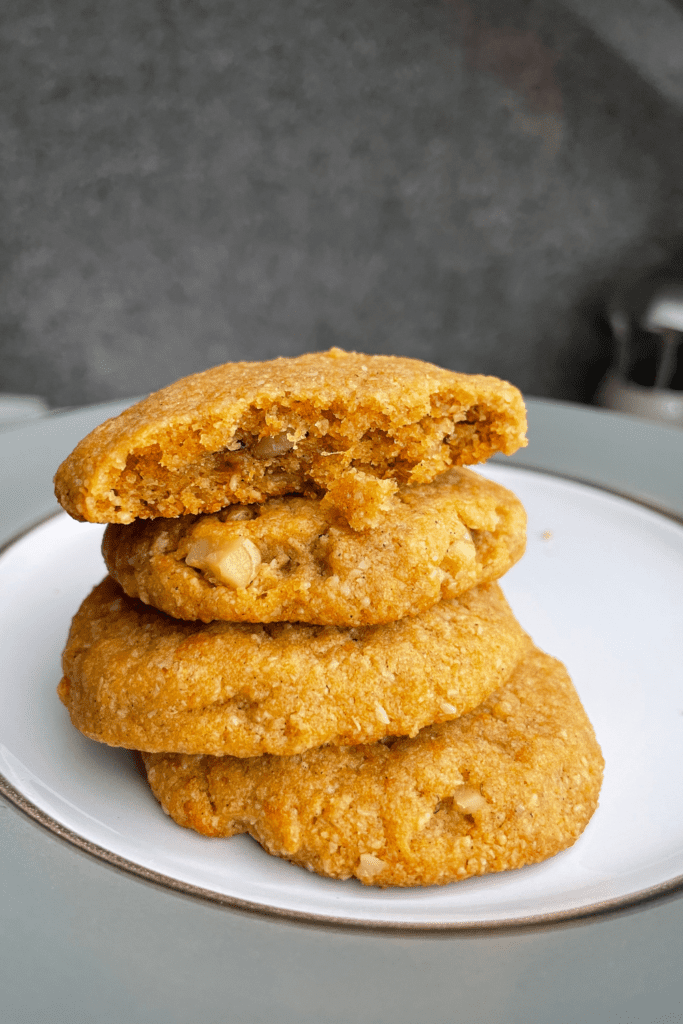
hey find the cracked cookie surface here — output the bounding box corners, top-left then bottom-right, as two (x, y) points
(143, 646), (604, 887)
(54, 348), (527, 530)
(102, 468), (526, 625)
(58, 577), (529, 757)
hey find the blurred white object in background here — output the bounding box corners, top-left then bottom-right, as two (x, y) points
(641, 285), (683, 389)
(598, 374), (683, 426)
(597, 274), (683, 428)
(0, 395), (50, 431)
(560, 0), (683, 109)
(565, 0), (683, 429)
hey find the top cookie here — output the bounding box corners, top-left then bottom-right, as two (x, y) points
(54, 349), (527, 530)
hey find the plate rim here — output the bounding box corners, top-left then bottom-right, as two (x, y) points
(2, 468), (683, 935)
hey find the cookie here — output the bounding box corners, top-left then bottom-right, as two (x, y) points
(143, 646), (604, 887)
(54, 349), (527, 530)
(58, 577), (529, 757)
(102, 468), (526, 626)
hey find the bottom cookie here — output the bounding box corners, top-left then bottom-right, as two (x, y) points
(143, 646), (604, 887)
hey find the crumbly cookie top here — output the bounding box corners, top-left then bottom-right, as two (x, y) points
(102, 468), (527, 626)
(58, 577), (529, 757)
(54, 349), (527, 525)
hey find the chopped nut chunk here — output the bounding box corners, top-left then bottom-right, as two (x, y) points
(357, 853), (387, 879)
(452, 785), (488, 814)
(252, 432), (295, 459)
(375, 703), (390, 724)
(186, 535), (262, 589)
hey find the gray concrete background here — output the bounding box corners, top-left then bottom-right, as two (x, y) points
(2, 0), (683, 408)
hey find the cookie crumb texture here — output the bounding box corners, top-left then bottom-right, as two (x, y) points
(54, 350), (527, 527)
(143, 648), (604, 887)
(102, 468), (526, 625)
(58, 578), (529, 757)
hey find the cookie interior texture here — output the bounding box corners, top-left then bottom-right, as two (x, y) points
(143, 646), (604, 887)
(102, 467), (527, 626)
(58, 577), (529, 757)
(54, 349), (527, 529)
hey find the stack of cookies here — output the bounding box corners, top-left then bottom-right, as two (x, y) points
(55, 349), (603, 887)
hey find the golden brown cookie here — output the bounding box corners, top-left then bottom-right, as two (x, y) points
(58, 577), (529, 757)
(54, 349), (527, 530)
(143, 646), (604, 887)
(102, 468), (526, 625)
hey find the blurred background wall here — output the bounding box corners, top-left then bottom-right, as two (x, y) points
(2, 0), (683, 408)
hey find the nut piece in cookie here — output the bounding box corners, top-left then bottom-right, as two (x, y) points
(185, 533), (262, 589)
(142, 647), (604, 887)
(54, 349), (527, 528)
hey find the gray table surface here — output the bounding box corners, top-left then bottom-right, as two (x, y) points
(1, 397), (682, 1024)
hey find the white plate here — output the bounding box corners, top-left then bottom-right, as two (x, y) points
(1, 464), (682, 929)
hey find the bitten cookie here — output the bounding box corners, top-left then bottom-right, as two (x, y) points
(143, 646), (604, 887)
(102, 468), (526, 625)
(54, 349), (527, 530)
(58, 577), (529, 757)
